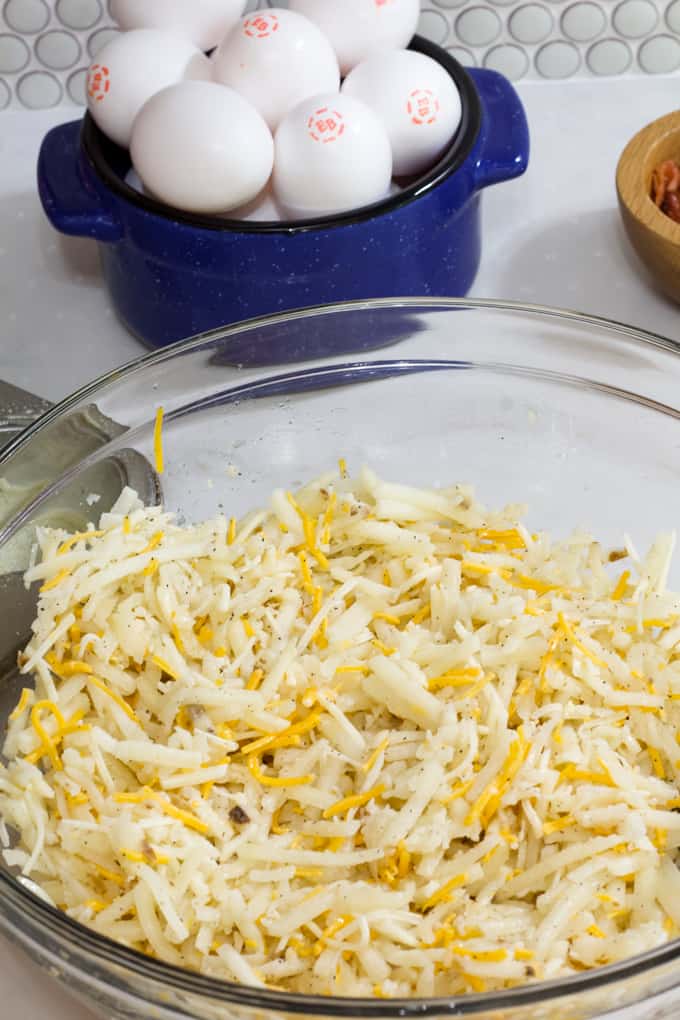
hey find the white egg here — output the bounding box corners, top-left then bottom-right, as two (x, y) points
(342, 50), (461, 177)
(130, 81), (274, 215)
(212, 8), (340, 131)
(110, 0), (247, 51)
(86, 29), (211, 148)
(226, 182), (282, 222)
(289, 0), (420, 75)
(273, 92), (392, 220)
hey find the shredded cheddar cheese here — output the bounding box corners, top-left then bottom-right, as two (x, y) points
(153, 405), (164, 476)
(3, 467), (680, 1000)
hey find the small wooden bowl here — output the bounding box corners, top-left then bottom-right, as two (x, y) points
(616, 110), (680, 304)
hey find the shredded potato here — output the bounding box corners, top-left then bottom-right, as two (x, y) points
(2, 467), (680, 998)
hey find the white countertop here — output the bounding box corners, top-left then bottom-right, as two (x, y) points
(2, 76), (680, 1019)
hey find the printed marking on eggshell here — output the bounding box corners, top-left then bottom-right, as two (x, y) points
(244, 14), (280, 39)
(87, 64), (111, 103)
(407, 89), (440, 126)
(307, 107), (345, 144)
(376, 0), (396, 8)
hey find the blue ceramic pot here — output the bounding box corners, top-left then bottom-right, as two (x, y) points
(38, 37), (529, 349)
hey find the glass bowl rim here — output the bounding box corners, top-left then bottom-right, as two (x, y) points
(3, 295), (680, 1016)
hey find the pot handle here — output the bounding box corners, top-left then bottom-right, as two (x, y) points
(37, 119), (123, 242)
(467, 67), (530, 190)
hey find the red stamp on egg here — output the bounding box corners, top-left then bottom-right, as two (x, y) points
(307, 107), (345, 144)
(244, 14), (280, 38)
(407, 89), (440, 126)
(87, 64), (110, 102)
(375, 0), (395, 7)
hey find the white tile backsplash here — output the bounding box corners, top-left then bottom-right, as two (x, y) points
(0, 0), (678, 111)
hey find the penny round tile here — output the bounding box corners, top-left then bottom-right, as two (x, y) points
(484, 42), (530, 78)
(535, 39), (581, 76)
(35, 29), (81, 70)
(0, 33), (30, 73)
(17, 69), (63, 107)
(562, 2), (606, 41)
(456, 6), (502, 45)
(56, 0), (103, 31)
(4, 0), (49, 34)
(509, 3), (554, 43)
(587, 37), (632, 74)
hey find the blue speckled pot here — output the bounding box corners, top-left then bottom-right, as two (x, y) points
(37, 37), (529, 349)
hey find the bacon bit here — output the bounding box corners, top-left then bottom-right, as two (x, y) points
(229, 804), (250, 825)
(651, 159), (680, 223)
(608, 549), (628, 562)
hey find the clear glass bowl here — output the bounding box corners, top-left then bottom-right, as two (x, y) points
(2, 298), (680, 1020)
